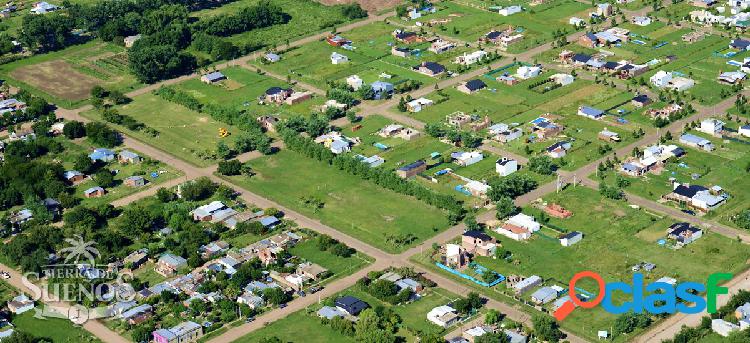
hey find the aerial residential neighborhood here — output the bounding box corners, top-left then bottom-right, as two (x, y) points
(0, 0), (750, 343)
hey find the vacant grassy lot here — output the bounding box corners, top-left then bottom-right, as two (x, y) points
(289, 238), (373, 278)
(193, 0), (362, 50)
(227, 150), (451, 253)
(173, 67), (323, 120)
(80, 93), (243, 167)
(0, 41), (140, 107)
(232, 310), (354, 343)
(596, 128), (750, 230)
(12, 311), (101, 342)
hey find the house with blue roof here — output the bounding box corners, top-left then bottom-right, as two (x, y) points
(89, 148), (115, 162)
(577, 106), (605, 120)
(679, 133), (714, 151)
(259, 216), (280, 228)
(200, 71), (226, 84)
(371, 81), (394, 100)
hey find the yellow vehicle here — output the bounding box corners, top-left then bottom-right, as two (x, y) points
(218, 128), (229, 138)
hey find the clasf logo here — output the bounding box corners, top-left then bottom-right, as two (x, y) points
(553, 271), (733, 321)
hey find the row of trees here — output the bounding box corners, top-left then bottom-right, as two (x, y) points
(279, 129), (467, 223)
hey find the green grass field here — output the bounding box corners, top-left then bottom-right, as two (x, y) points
(12, 311), (101, 342)
(80, 93), (244, 167)
(289, 239), (373, 278)
(232, 310), (355, 343)
(173, 66), (323, 120)
(225, 150), (451, 253)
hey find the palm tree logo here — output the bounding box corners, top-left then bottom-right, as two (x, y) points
(59, 235), (100, 266)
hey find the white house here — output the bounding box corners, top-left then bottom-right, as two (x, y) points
(7, 295), (34, 314)
(516, 65), (541, 79)
(331, 52), (349, 65)
(499, 5), (523, 16)
(427, 305), (459, 328)
(632, 16), (652, 26)
(712, 319), (740, 337)
(739, 124), (750, 137)
(550, 73), (574, 86)
(651, 71), (695, 91)
(346, 75), (363, 90)
(698, 119), (724, 135)
(496, 158), (518, 176)
(452, 151), (484, 166)
(569, 17), (586, 26)
(454, 50), (488, 66)
(650, 71), (673, 88)
(406, 97), (434, 112)
(507, 213), (541, 232)
(560, 231), (583, 246)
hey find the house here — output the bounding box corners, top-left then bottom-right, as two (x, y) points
(89, 148), (115, 162)
(531, 286), (559, 304)
(457, 79), (487, 94)
(124, 176), (146, 187)
(123, 34), (142, 48)
(462, 230), (497, 257)
(481, 29), (524, 49)
(632, 16), (652, 26)
(719, 71), (746, 84)
(664, 182), (727, 212)
(124, 250), (148, 269)
(578, 106), (605, 120)
(498, 5), (523, 16)
(84, 186), (106, 198)
(739, 124), (750, 137)
(598, 129), (621, 142)
(393, 29), (420, 43)
(507, 213), (541, 232)
(454, 51), (488, 66)
(155, 253), (187, 277)
(550, 73), (574, 86)
(650, 71), (673, 87)
(335, 296), (369, 316)
(120, 304), (153, 324)
(512, 275), (542, 294)
(30, 2), (58, 14)
(237, 293), (264, 309)
(699, 119), (725, 135)
(578, 32), (599, 48)
(326, 35), (350, 47)
(544, 203), (572, 218)
(650, 71), (695, 91)
(735, 302), (750, 320)
(531, 117), (563, 140)
(264, 87), (294, 103)
(730, 38), (750, 51)
(516, 65), (541, 79)
(118, 150), (142, 164)
(259, 216), (280, 228)
(496, 158), (518, 176)
(444, 244), (469, 269)
(559, 231), (583, 246)
(679, 133), (714, 151)
(496, 222), (532, 241)
(395, 278), (423, 293)
(257, 115), (279, 133)
(391, 46), (411, 57)
(667, 223), (703, 244)
(692, 0), (717, 7)
(427, 305), (459, 328)
(464, 180), (491, 197)
(346, 75), (363, 90)
(330, 52), (349, 64)
(546, 141), (572, 158)
(0, 98), (26, 115)
(8, 209), (33, 227)
(265, 53), (281, 63)
(200, 71), (226, 84)
(570, 17), (586, 26)
(397, 160), (426, 178)
(356, 154), (385, 168)
(504, 330), (528, 343)
(429, 40), (456, 54)
(632, 94), (651, 108)
(712, 319), (740, 337)
(595, 3), (613, 16)
(413, 61), (446, 77)
(192, 201), (232, 221)
(7, 295), (34, 314)
(371, 81), (394, 100)
(153, 321), (203, 343)
(41, 198), (61, 216)
(451, 151), (484, 166)
(463, 326), (494, 343)
(316, 132), (357, 154)
(297, 262), (328, 280)
(647, 103), (683, 120)
(406, 98), (434, 112)
(317, 306), (347, 320)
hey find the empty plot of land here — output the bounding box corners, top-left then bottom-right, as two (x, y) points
(10, 60), (100, 101)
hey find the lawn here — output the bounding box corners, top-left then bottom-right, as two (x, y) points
(80, 93), (243, 167)
(12, 310), (101, 342)
(288, 238), (373, 279)
(0, 41), (140, 108)
(414, 186), (750, 342)
(193, 0), (362, 50)
(132, 261), (168, 287)
(231, 310), (355, 343)
(225, 150), (451, 253)
(596, 126), (750, 230)
(172, 66), (324, 120)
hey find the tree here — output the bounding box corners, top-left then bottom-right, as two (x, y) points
(93, 170), (116, 188)
(613, 312), (652, 336)
(262, 287), (289, 305)
(19, 13), (75, 52)
(485, 309), (504, 324)
(495, 196), (518, 219)
(217, 160), (243, 176)
(528, 155), (556, 175)
(532, 315), (565, 342)
(128, 42), (196, 83)
(63, 121), (86, 139)
(476, 332), (509, 343)
(463, 215), (481, 231)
